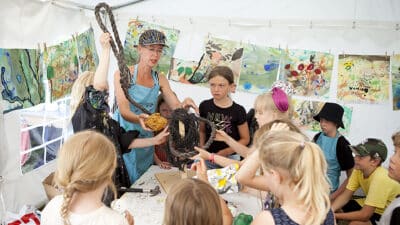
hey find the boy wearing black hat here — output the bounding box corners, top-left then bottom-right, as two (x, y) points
(313, 102), (354, 200)
(332, 138), (400, 225)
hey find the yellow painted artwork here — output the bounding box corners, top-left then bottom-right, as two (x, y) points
(337, 54), (390, 103)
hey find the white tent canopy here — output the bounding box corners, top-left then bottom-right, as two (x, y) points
(1, 0), (400, 214)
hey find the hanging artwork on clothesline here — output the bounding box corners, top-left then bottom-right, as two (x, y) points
(44, 38), (79, 101)
(337, 54), (390, 104)
(292, 98), (353, 135)
(391, 54), (400, 110)
(168, 58), (199, 84)
(0, 48), (45, 114)
(77, 27), (99, 73)
(124, 19), (180, 77)
(292, 99), (324, 132)
(237, 43), (280, 94)
(279, 49), (333, 99)
(193, 36), (244, 86)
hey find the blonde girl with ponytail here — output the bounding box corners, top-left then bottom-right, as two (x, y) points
(41, 131), (133, 225)
(250, 130), (335, 225)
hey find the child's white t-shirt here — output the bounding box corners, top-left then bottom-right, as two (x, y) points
(41, 195), (129, 225)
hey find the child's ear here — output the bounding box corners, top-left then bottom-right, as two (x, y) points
(370, 157), (381, 167)
(230, 83), (237, 93)
(270, 169), (284, 184)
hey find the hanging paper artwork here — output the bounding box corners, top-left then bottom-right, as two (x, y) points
(292, 99), (353, 135)
(279, 49), (333, 98)
(77, 27), (99, 73)
(124, 19), (180, 77)
(193, 36), (244, 86)
(337, 54), (390, 104)
(391, 54), (400, 110)
(44, 38), (79, 101)
(238, 43), (280, 94)
(292, 98), (324, 132)
(168, 58), (199, 84)
(0, 48), (45, 113)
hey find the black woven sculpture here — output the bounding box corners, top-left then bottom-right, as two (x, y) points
(167, 109), (216, 169)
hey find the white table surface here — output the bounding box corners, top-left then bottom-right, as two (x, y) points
(112, 165), (261, 225)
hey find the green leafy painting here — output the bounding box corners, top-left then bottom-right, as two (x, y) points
(44, 38), (79, 101)
(77, 27), (99, 73)
(168, 58), (199, 84)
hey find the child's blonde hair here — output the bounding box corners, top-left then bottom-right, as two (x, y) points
(257, 130), (330, 225)
(55, 130), (117, 225)
(163, 178), (223, 225)
(392, 131), (400, 148)
(254, 88), (293, 119)
(70, 71), (95, 116)
(253, 119), (304, 144)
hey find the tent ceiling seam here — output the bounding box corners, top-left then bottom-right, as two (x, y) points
(50, 0), (146, 11)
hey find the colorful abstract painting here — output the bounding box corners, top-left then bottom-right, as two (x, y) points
(337, 54), (390, 104)
(0, 48), (44, 113)
(292, 99), (353, 135)
(124, 19), (180, 77)
(279, 49), (334, 98)
(44, 38), (79, 101)
(168, 58), (199, 84)
(193, 36), (243, 86)
(77, 27), (99, 73)
(238, 43), (280, 94)
(391, 54), (400, 110)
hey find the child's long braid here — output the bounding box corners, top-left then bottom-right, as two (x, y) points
(61, 184), (75, 225)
